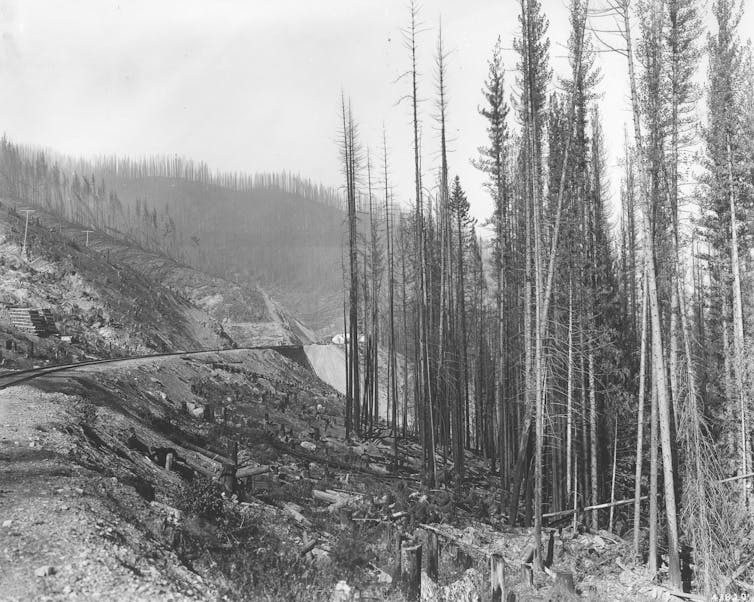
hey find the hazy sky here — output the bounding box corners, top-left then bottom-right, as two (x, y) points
(1, 1), (752, 221)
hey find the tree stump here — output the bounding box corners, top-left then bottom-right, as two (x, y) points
(165, 452), (174, 472)
(221, 463), (236, 493)
(545, 530), (555, 567)
(400, 540), (422, 601)
(521, 564), (533, 587)
(553, 570), (575, 593)
(490, 553), (506, 602)
(455, 547), (473, 570)
(427, 530), (439, 581)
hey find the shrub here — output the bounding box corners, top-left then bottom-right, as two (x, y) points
(178, 477), (224, 519)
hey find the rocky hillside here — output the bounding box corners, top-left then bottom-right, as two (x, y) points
(0, 200), (666, 602)
(0, 201), (312, 369)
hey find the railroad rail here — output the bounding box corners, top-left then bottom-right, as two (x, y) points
(0, 345), (305, 390)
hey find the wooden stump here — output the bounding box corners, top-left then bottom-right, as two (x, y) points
(490, 553), (506, 602)
(165, 452), (174, 472)
(455, 547), (473, 570)
(400, 540), (422, 601)
(521, 565), (533, 587)
(553, 570), (575, 594)
(545, 530), (555, 568)
(221, 463), (236, 493)
(389, 527), (404, 581)
(222, 440), (238, 494)
(427, 530), (439, 581)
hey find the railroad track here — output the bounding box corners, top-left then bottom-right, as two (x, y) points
(0, 344), (305, 390)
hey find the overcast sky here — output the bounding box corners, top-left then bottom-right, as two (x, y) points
(1, 1), (752, 222)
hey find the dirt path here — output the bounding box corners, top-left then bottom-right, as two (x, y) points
(0, 384), (213, 601)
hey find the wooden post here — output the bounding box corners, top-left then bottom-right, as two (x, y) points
(400, 540), (421, 601)
(165, 452), (174, 472)
(490, 553), (506, 602)
(427, 530), (439, 581)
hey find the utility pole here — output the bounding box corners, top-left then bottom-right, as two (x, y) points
(20, 209), (34, 258)
(83, 230), (94, 248)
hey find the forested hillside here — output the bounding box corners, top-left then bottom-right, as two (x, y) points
(0, 143), (345, 331)
(334, 0), (754, 597)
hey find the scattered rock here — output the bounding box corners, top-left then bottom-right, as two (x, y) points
(422, 568), (482, 602)
(300, 441), (317, 452)
(34, 565), (56, 577)
(331, 580), (358, 601)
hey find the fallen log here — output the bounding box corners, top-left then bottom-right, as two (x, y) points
(236, 465), (271, 479)
(178, 440), (233, 466)
(419, 523), (489, 559)
(300, 538), (318, 556)
(718, 471), (754, 484)
(282, 502), (311, 526)
(312, 489), (360, 506)
(543, 495), (647, 520)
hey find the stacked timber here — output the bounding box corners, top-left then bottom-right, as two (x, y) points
(7, 307), (59, 338)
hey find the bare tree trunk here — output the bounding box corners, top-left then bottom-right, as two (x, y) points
(633, 270), (648, 560)
(623, 1), (682, 586)
(589, 350), (598, 531)
(609, 417), (618, 533)
(566, 279), (574, 501)
(649, 380), (658, 574)
(728, 141), (748, 505)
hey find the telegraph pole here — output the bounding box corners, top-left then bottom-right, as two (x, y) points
(20, 209), (34, 257)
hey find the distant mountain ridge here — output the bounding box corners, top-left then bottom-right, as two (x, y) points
(0, 138), (345, 332)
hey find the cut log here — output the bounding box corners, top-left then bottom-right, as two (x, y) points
(400, 541), (421, 601)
